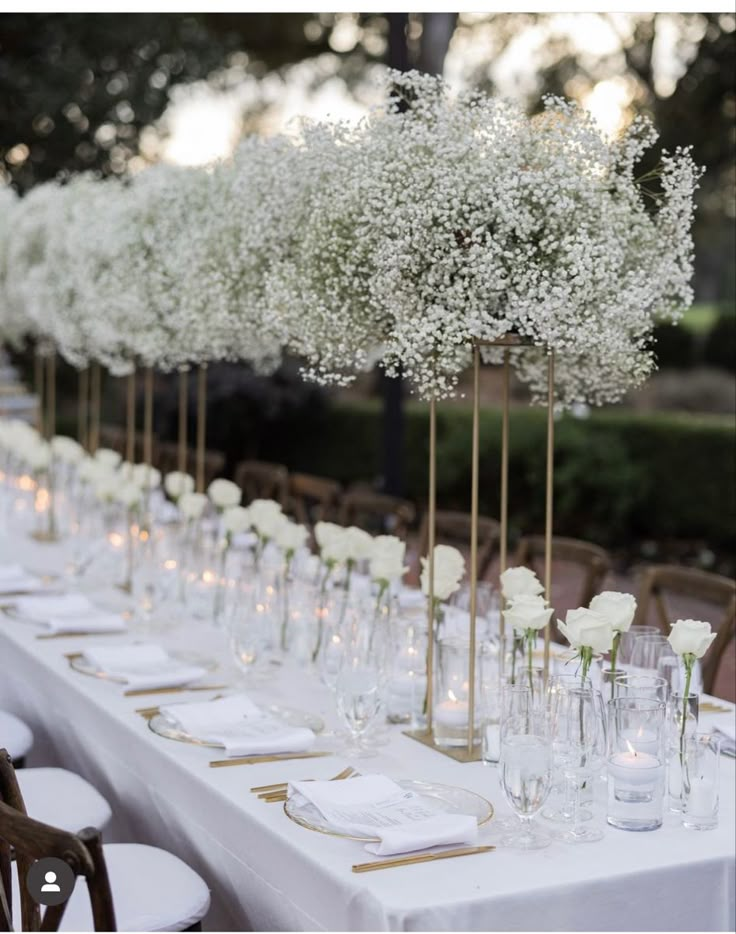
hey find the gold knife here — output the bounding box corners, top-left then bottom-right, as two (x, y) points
(37, 630), (126, 640)
(352, 845), (495, 873)
(210, 751), (331, 768)
(123, 684), (228, 698)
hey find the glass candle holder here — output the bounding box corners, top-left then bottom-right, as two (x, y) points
(607, 697), (666, 832)
(682, 732), (720, 831)
(614, 673), (669, 704)
(433, 636), (483, 748)
(387, 619), (427, 727)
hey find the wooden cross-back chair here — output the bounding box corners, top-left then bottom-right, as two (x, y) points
(99, 425), (156, 464)
(634, 565), (736, 695)
(415, 510), (500, 582)
(155, 442), (225, 488)
(234, 459), (289, 507)
(339, 488), (416, 539)
(515, 535), (611, 611)
(287, 473), (342, 527)
(0, 750), (115, 932)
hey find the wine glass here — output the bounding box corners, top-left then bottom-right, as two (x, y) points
(335, 655), (382, 758)
(228, 589), (268, 687)
(549, 686), (604, 844)
(618, 624), (659, 666)
(500, 703), (552, 849)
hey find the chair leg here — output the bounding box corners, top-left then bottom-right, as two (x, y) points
(12, 758), (25, 770)
(184, 923), (202, 932)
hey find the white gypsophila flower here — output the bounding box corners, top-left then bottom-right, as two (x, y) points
(420, 544), (465, 601)
(164, 471), (195, 502)
(207, 478), (242, 510)
(178, 491), (208, 520)
(589, 591), (637, 634)
(500, 566), (545, 601)
(370, 535), (407, 584)
(0, 186), (32, 348)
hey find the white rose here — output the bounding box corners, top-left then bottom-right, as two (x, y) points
(558, 607), (613, 655)
(315, 521), (344, 550)
(94, 473), (119, 504)
(179, 492), (208, 520)
(342, 526), (374, 563)
(25, 440), (51, 473)
(116, 481), (143, 509)
(207, 478), (242, 510)
(500, 566), (544, 601)
(118, 461), (135, 482)
(164, 471), (195, 502)
(504, 594), (553, 633)
(221, 505), (252, 537)
(370, 535), (407, 584)
(668, 619), (716, 659)
(321, 530), (349, 566)
(50, 435), (84, 464)
(249, 498), (283, 537)
(589, 591), (637, 634)
(77, 457), (102, 485)
(94, 448), (122, 470)
(275, 520), (309, 555)
(421, 544), (465, 601)
(131, 463), (161, 490)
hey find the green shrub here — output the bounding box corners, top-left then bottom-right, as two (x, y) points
(703, 310), (736, 373)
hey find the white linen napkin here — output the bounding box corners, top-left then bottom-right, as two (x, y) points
(289, 774), (479, 856)
(14, 593), (93, 621)
(0, 564), (44, 595)
(45, 612), (127, 635)
(82, 644), (207, 690)
(160, 693), (315, 757)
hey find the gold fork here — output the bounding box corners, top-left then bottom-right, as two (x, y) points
(256, 766), (356, 801)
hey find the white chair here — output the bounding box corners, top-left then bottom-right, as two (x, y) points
(0, 709), (32, 764)
(17, 768), (112, 834)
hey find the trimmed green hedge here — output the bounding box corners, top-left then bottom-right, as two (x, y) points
(282, 400), (735, 550)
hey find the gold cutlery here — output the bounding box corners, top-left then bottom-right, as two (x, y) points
(37, 630), (125, 640)
(210, 751), (331, 768)
(352, 845), (495, 873)
(123, 683), (228, 698)
(257, 766), (356, 801)
(701, 702), (732, 714)
(251, 766), (354, 795)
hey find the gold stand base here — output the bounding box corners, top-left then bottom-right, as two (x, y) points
(403, 729), (482, 763)
(29, 530), (61, 544)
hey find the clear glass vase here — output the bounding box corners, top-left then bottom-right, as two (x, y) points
(666, 691), (700, 812)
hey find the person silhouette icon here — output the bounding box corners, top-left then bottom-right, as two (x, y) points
(41, 871), (61, 893)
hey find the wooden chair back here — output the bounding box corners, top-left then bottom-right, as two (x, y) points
(155, 443), (225, 488)
(287, 473), (342, 527)
(515, 535), (611, 611)
(339, 489), (416, 539)
(415, 510), (500, 582)
(234, 460), (289, 507)
(0, 750), (116, 932)
(99, 425), (155, 464)
(634, 565), (736, 695)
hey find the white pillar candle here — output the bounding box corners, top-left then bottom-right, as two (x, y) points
(608, 749), (662, 785)
(434, 698), (469, 728)
(686, 777), (716, 819)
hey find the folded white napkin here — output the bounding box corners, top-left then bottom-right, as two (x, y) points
(289, 774), (479, 856)
(14, 593), (93, 621)
(161, 693), (315, 757)
(82, 644), (207, 690)
(45, 612), (127, 635)
(0, 563), (44, 595)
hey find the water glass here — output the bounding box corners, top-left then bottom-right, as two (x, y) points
(335, 656), (381, 758)
(682, 732), (720, 831)
(617, 625), (659, 666)
(630, 634), (675, 673)
(614, 673), (669, 704)
(500, 723), (553, 849)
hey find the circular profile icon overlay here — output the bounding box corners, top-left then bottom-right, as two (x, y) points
(26, 857), (76, 907)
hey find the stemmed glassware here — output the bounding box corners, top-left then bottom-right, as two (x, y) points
(500, 692), (553, 849)
(549, 686), (604, 843)
(335, 651), (382, 759)
(617, 624), (659, 666)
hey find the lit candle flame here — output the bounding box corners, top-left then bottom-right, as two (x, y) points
(625, 740), (638, 757)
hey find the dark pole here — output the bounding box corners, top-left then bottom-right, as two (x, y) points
(381, 13), (410, 497)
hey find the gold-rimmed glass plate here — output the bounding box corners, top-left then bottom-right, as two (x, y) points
(148, 704), (326, 747)
(68, 650), (219, 682)
(284, 779), (494, 841)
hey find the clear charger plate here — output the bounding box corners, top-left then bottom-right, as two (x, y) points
(148, 705), (325, 747)
(284, 779), (494, 841)
(68, 650), (219, 683)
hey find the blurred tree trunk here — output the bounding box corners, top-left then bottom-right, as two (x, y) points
(381, 12), (456, 496)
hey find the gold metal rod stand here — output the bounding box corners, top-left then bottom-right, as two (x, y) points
(45, 352), (56, 439)
(425, 398), (437, 735)
(195, 364), (207, 493)
(543, 351), (555, 680)
(126, 370), (136, 463)
(499, 348), (510, 641)
(143, 367), (154, 467)
(78, 368), (89, 449)
(467, 347), (480, 754)
(34, 350), (45, 436)
(178, 369), (188, 474)
(89, 362), (101, 453)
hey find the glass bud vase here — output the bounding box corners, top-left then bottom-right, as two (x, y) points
(666, 691), (700, 812)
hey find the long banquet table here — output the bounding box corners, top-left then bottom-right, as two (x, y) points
(1, 531), (734, 932)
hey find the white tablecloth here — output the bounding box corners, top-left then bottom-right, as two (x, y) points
(1, 532), (734, 932)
